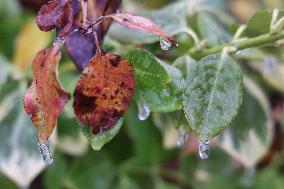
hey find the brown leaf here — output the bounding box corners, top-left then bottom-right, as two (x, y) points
(23, 46), (70, 143)
(107, 12), (178, 46)
(73, 50), (135, 134)
(36, 0), (73, 37)
(65, 0), (122, 70)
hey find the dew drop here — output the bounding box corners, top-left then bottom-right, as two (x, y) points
(138, 103), (150, 121)
(38, 142), (53, 165)
(199, 140), (210, 160)
(160, 37), (172, 51)
(176, 131), (188, 146)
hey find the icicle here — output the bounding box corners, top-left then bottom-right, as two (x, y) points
(138, 103), (150, 121)
(176, 131), (188, 146)
(198, 140), (210, 160)
(160, 37), (172, 51)
(38, 141), (53, 165)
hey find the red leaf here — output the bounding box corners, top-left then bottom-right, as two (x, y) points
(36, 0), (73, 37)
(73, 50), (135, 134)
(23, 46), (70, 143)
(107, 12), (178, 46)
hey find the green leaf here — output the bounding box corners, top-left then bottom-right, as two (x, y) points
(218, 77), (273, 167)
(0, 81), (56, 188)
(65, 152), (115, 189)
(155, 180), (179, 189)
(250, 57), (284, 92)
(43, 152), (67, 189)
(109, 2), (187, 45)
(0, 172), (17, 189)
(173, 55), (198, 81)
(0, 54), (11, 89)
(125, 48), (171, 92)
(81, 118), (124, 151)
(134, 60), (185, 112)
(57, 115), (88, 156)
(197, 12), (232, 46)
(152, 111), (189, 148)
(245, 10), (284, 37)
(183, 53), (243, 140)
(124, 104), (164, 164)
(117, 176), (141, 189)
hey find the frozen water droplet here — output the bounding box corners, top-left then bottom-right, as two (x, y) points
(176, 131), (188, 146)
(199, 140), (209, 160)
(138, 103), (150, 120)
(160, 37), (172, 51)
(38, 142), (53, 165)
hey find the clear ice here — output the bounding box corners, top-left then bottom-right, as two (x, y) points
(138, 103), (150, 121)
(160, 37), (172, 51)
(38, 142), (53, 165)
(199, 140), (210, 160)
(176, 131), (189, 146)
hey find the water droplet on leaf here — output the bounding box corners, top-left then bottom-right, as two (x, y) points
(176, 131), (188, 146)
(138, 103), (150, 120)
(199, 140), (209, 159)
(160, 37), (172, 51)
(38, 142), (53, 165)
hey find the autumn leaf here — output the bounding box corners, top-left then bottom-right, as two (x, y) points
(36, 0), (73, 37)
(65, 25), (97, 70)
(65, 0), (122, 70)
(73, 49), (135, 134)
(23, 45), (70, 143)
(107, 12), (178, 46)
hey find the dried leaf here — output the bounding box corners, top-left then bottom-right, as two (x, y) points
(65, 25), (97, 70)
(65, 0), (122, 70)
(107, 12), (177, 46)
(73, 50), (135, 134)
(36, 0), (73, 37)
(23, 46), (70, 143)
(57, 1), (73, 38)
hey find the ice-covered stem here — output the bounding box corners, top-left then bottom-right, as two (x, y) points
(80, 0), (88, 29)
(188, 30), (284, 59)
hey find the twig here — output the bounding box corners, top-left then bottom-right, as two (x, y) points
(188, 30), (284, 59)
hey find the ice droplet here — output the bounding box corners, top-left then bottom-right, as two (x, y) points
(160, 37), (172, 51)
(138, 103), (150, 121)
(199, 140), (209, 159)
(176, 131), (188, 146)
(38, 142), (53, 165)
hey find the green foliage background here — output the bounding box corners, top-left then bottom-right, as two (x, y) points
(1, 0), (284, 189)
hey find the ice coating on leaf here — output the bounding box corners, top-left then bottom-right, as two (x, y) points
(73, 50), (135, 134)
(107, 12), (178, 46)
(36, 0), (73, 37)
(137, 103), (150, 120)
(23, 46), (70, 143)
(38, 142), (53, 165)
(199, 140), (209, 159)
(160, 37), (172, 51)
(176, 131), (188, 146)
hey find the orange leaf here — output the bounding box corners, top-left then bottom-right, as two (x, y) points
(73, 50), (135, 134)
(23, 46), (70, 143)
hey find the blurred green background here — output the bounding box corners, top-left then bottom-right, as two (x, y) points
(1, 0), (284, 189)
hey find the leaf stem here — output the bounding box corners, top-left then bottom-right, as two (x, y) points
(188, 30), (284, 59)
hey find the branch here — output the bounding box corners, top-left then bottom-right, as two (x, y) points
(188, 30), (284, 59)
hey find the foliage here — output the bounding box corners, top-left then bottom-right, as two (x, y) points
(1, 0), (284, 189)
